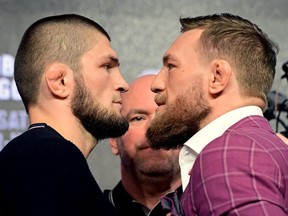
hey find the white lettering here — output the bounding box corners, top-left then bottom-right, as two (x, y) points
(0, 110), (28, 130)
(9, 111), (21, 130)
(0, 54), (14, 77)
(0, 132), (6, 151)
(0, 77), (10, 100)
(0, 110), (7, 130)
(0, 77), (21, 101)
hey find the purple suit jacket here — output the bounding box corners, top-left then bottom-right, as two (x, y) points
(181, 115), (288, 215)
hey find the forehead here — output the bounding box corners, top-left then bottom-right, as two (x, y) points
(83, 34), (117, 59)
(121, 76), (157, 112)
(164, 29), (203, 57)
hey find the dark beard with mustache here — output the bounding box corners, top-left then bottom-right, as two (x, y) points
(146, 88), (211, 150)
(72, 76), (129, 140)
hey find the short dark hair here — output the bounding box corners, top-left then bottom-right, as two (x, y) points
(180, 13), (279, 102)
(14, 14), (110, 113)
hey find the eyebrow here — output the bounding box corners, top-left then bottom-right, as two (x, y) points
(163, 54), (178, 64)
(125, 109), (149, 118)
(103, 55), (120, 66)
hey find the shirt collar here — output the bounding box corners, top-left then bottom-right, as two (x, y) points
(184, 105), (263, 153)
(179, 105), (263, 190)
(109, 181), (183, 216)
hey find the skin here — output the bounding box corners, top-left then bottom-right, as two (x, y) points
(29, 33), (129, 157)
(149, 29), (264, 143)
(148, 27), (288, 216)
(147, 27), (286, 216)
(110, 75), (181, 210)
(276, 133), (288, 144)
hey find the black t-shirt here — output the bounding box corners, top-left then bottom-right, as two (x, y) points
(0, 123), (115, 216)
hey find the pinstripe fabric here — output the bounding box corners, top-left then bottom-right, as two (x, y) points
(181, 116), (288, 215)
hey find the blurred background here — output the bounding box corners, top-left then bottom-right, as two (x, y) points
(1, 0), (288, 190)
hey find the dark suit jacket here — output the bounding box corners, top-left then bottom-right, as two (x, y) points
(104, 181), (183, 216)
(181, 116), (288, 215)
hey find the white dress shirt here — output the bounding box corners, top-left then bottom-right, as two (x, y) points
(179, 106), (263, 190)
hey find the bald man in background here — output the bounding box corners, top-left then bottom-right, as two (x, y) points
(105, 74), (182, 216)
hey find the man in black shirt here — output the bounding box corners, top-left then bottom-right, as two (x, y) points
(0, 14), (129, 216)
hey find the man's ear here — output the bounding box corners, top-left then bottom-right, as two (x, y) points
(45, 63), (71, 98)
(209, 60), (232, 95)
(109, 138), (119, 155)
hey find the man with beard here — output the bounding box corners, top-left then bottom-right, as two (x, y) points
(147, 13), (288, 215)
(0, 14), (129, 216)
(105, 74), (182, 216)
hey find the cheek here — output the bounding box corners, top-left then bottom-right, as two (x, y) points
(122, 125), (145, 141)
(168, 71), (194, 90)
(166, 81), (184, 102)
(88, 75), (114, 97)
(92, 87), (114, 108)
(120, 125), (146, 145)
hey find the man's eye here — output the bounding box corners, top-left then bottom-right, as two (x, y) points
(129, 116), (144, 122)
(104, 64), (112, 69)
(167, 63), (175, 70)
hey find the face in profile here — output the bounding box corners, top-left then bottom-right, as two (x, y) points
(71, 75), (128, 140)
(146, 30), (211, 150)
(71, 34), (129, 140)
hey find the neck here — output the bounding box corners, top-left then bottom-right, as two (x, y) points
(121, 170), (181, 209)
(28, 106), (97, 158)
(202, 97), (266, 129)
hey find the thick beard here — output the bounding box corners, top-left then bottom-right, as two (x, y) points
(71, 77), (129, 140)
(146, 87), (211, 150)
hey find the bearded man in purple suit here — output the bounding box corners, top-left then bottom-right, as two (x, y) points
(147, 13), (288, 215)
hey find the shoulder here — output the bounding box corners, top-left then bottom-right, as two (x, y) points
(0, 125), (91, 182)
(104, 181), (146, 215)
(203, 116), (288, 155)
(104, 181), (132, 206)
(192, 121), (288, 183)
(1, 125), (84, 161)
